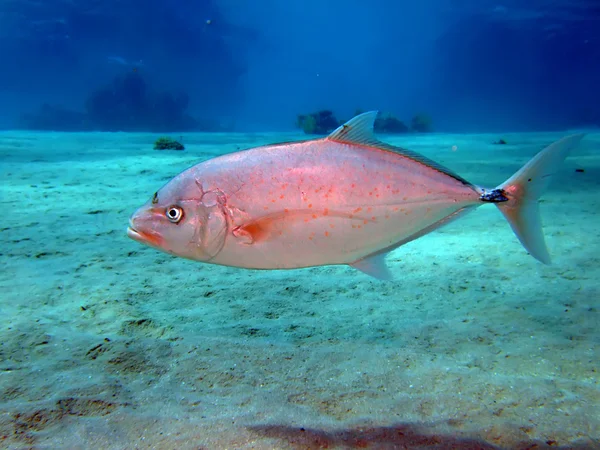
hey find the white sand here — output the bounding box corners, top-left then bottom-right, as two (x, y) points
(0, 130), (598, 449)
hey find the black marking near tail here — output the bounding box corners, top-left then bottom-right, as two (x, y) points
(479, 188), (509, 203)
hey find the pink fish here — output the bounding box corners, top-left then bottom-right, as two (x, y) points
(127, 112), (583, 279)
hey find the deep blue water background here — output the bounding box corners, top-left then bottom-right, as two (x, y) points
(0, 0), (598, 132)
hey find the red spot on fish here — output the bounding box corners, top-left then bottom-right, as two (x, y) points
(308, 203), (313, 208)
(324, 231), (329, 237)
(323, 208), (329, 216)
(312, 214), (317, 219)
(280, 194), (285, 199)
(353, 207), (362, 213)
(363, 219), (368, 225)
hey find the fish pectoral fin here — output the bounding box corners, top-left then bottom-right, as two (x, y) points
(233, 220), (272, 245)
(233, 213), (298, 245)
(350, 253), (394, 281)
(233, 209), (367, 245)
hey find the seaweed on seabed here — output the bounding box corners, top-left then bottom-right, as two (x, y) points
(154, 137), (185, 150)
(296, 110), (340, 135)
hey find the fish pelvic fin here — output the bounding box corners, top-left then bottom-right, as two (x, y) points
(492, 134), (585, 264)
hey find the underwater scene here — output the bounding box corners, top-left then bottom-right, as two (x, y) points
(1, 1), (599, 449)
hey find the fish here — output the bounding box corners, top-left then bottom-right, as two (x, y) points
(127, 111), (584, 280)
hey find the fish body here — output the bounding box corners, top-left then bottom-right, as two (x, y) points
(127, 112), (583, 279)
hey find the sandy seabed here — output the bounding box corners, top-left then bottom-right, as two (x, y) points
(0, 129), (598, 449)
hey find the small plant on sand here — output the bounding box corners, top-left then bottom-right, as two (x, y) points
(154, 136), (185, 150)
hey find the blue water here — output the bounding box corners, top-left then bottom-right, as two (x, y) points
(1, 1), (599, 449)
(1, 1), (599, 132)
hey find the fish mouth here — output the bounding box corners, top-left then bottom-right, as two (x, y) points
(127, 223), (163, 247)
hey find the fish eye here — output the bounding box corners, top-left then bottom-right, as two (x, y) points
(165, 205), (184, 223)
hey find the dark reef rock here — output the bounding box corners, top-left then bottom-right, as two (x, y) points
(85, 72), (197, 132)
(19, 73), (227, 133)
(493, 138), (508, 145)
(296, 110), (340, 135)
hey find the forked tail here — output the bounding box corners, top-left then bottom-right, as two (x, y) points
(489, 134), (585, 263)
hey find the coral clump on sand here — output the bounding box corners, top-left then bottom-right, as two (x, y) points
(374, 112), (409, 133)
(19, 73), (231, 133)
(296, 110), (340, 135)
(154, 137), (185, 150)
(411, 113), (433, 132)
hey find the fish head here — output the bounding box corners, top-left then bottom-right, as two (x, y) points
(127, 175), (229, 262)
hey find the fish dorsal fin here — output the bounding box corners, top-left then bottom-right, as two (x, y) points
(350, 253), (394, 281)
(327, 111), (380, 146)
(327, 111), (472, 187)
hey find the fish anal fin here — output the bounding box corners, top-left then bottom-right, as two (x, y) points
(350, 253), (394, 281)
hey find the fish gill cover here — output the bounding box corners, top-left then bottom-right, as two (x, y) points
(0, 0), (598, 132)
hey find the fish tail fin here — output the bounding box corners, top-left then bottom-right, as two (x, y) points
(490, 134), (584, 264)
